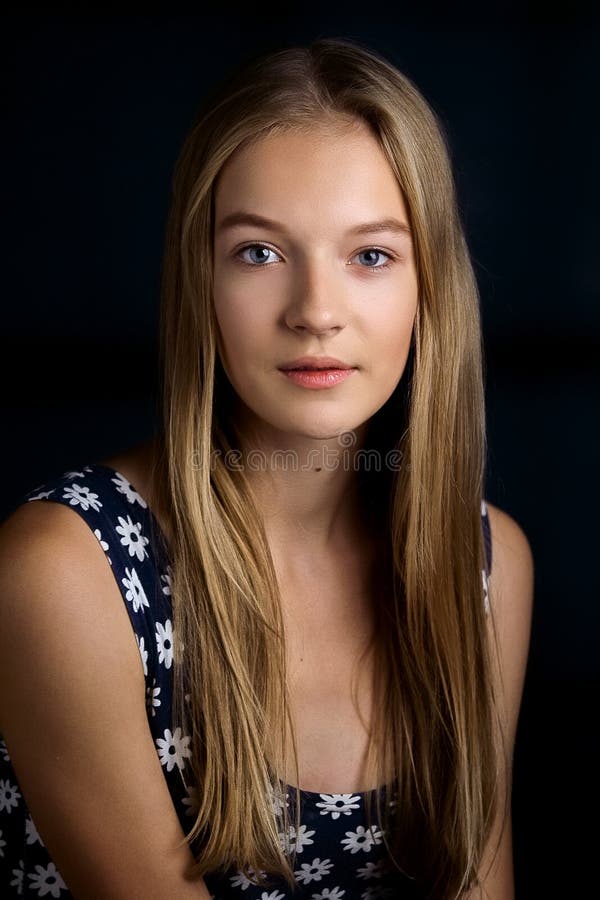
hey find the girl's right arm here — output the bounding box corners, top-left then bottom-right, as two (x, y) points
(0, 500), (212, 899)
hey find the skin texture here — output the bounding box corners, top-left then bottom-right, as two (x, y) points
(212, 119), (418, 561)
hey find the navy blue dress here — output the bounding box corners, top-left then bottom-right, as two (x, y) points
(0, 462), (493, 898)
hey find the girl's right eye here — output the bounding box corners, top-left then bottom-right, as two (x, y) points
(235, 243), (281, 266)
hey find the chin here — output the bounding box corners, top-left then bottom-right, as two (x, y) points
(238, 392), (371, 441)
(279, 413), (368, 442)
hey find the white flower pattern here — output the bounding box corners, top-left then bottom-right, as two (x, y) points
(279, 823), (315, 855)
(356, 860), (384, 880)
(10, 859), (24, 891)
(115, 514), (149, 561)
(27, 861), (67, 896)
(294, 857), (334, 884)
(0, 779), (21, 813)
(61, 483), (102, 512)
(341, 825), (384, 854)
(0, 464), (494, 896)
(155, 727), (192, 772)
(136, 634), (149, 676)
(482, 568), (490, 615)
(25, 816), (44, 847)
(229, 866), (268, 890)
(111, 472), (148, 507)
(93, 527), (112, 566)
(122, 566), (149, 613)
(160, 566), (172, 595)
(270, 785), (290, 817)
(315, 793), (361, 819)
(155, 619), (174, 668)
(27, 489), (55, 501)
(145, 678), (161, 717)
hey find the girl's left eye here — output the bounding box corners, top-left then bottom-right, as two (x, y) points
(235, 244), (395, 272)
(353, 248), (394, 271)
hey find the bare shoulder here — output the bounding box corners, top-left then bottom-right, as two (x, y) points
(485, 502), (534, 595)
(0, 497), (130, 626)
(1, 489), (107, 554)
(0, 496), (110, 588)
(0, 499), (210, 897)
(0, 497), (145, 728)
(484, 502), (535, 651)
(483, 501), (535, 750)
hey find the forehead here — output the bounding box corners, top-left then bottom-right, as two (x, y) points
(213, 120), (409, 225)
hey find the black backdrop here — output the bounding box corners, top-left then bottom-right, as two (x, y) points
(3, 8), (599, 897)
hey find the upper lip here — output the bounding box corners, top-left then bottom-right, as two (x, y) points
(278, 356), (354, 370)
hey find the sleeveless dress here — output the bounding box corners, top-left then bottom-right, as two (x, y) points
(0, 462), (493, 898)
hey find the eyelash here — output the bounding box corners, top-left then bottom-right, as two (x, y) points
(234, 243), (396, 273)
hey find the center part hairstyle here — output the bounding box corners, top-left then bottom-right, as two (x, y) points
(151, 36), (508, 900)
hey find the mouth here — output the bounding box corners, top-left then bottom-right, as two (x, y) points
(278, 367), (356, 389)
(278, 356), (354, 371)
(281, 366), (351, 371)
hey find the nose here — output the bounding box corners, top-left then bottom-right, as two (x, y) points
(283, 258), (347, 335)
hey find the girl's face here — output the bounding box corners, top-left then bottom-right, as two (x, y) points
(212, 119), (418, 444)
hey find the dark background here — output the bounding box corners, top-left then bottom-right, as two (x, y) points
(3, 8), (599, 897)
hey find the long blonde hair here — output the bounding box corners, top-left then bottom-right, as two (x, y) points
(151, 37), (508, 899)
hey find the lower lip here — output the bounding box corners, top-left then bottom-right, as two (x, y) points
(278, 368), (356, 389)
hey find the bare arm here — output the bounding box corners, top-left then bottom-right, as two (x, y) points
(0, 501), (212, 900)
(462, 503), (534, 899)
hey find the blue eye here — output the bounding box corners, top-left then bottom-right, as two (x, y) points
(354, 248), (393, 270)
(237, 244), (281, 266)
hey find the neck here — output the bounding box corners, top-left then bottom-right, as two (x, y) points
(232, 416), (374, 561)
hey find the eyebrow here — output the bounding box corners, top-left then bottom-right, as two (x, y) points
(216, 210), (412, 239)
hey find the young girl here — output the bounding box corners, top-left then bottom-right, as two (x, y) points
(0, 38), (533, 899)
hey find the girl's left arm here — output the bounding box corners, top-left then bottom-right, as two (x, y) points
(463, 502), (534, 899)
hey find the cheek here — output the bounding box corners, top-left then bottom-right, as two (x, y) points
(213, 285), (273, 369)
(371, 298), (416, 363)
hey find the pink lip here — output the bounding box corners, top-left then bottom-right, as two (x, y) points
(279, 368), (355, 389)
(278, 356), (352, 370)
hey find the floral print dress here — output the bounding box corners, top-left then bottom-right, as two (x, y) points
(0, 463), (493, 898)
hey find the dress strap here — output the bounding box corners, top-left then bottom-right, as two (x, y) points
(481, 499), (492, 577)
